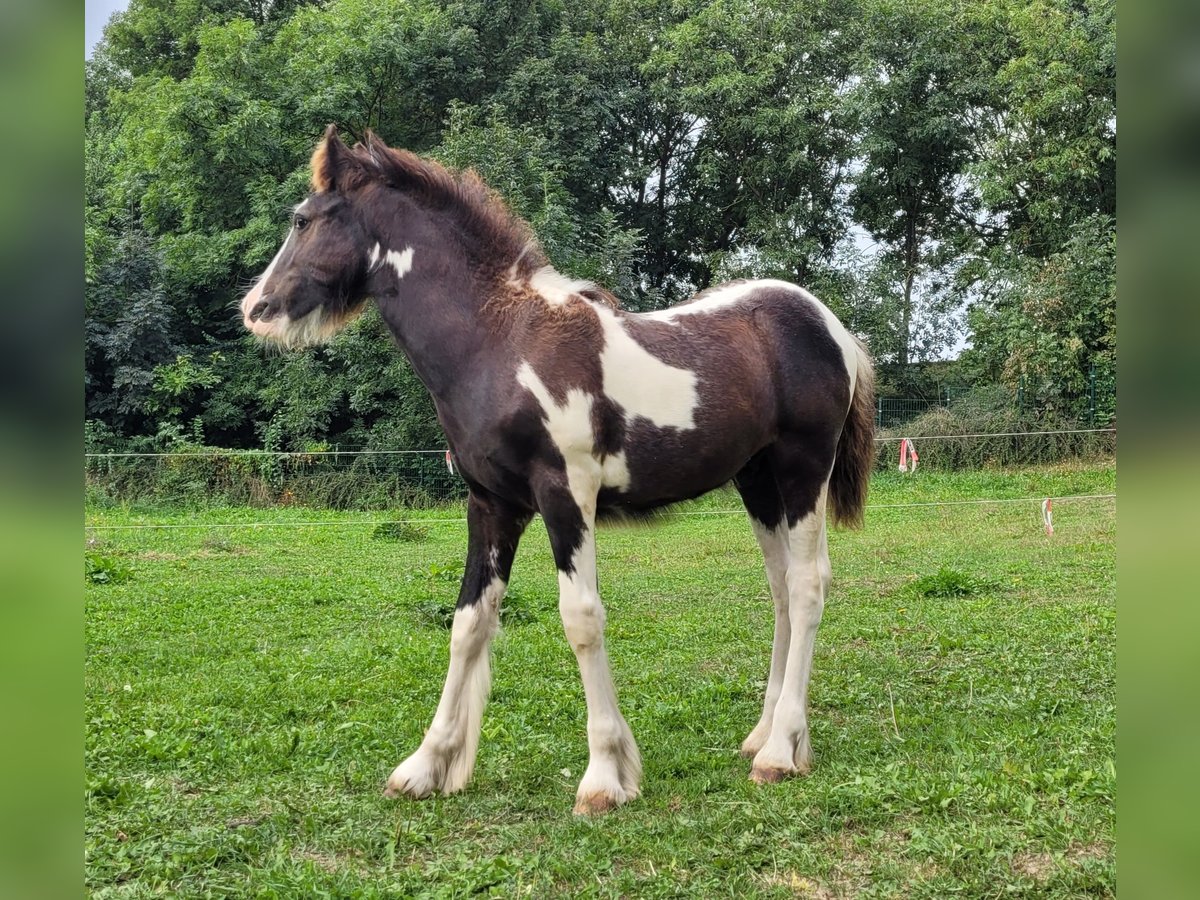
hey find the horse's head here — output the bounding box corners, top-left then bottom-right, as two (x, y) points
(240, 125), (382, 347)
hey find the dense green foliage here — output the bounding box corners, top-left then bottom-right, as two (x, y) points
(86, 465), (1116, 894)
(85, 0), (1116, 451)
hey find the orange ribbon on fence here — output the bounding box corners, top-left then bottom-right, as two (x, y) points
(898, 438), (919, 473)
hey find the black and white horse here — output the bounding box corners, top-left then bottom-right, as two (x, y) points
(241, 127), (876, 813)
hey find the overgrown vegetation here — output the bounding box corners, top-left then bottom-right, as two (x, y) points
(910, 566), (998, 598)
(86, 0), (1115, 454)
(877, 384), (1116, 471)
(85, 549), (134, 585)
(85, 465), (1116, 895)
(372, 520), (431, 543)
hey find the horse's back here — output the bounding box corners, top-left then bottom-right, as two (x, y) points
(469, 278), (857, 513)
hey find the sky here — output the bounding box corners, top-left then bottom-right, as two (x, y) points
(86, 0), (131, 58)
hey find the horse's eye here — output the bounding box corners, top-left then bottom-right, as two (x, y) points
(294, 215), (309, 231)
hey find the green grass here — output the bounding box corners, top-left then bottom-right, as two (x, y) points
(85, 462), (1116, 897)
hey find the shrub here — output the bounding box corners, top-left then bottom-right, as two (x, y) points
(85, 551), (133, 585)
(879, 384), (1114, 470)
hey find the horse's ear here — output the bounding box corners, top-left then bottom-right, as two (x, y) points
(360, 129), (386, 168)
(310, 124), (353, 193)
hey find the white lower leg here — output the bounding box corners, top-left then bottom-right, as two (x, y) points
(560, 530), (641, 812)
(752, 511), (827, 781)
(386, 580), (503, 798)
(742, 520), (791, 757)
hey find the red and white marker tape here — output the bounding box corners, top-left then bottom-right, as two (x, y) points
(898, 437), (919, 473)
(445, 449), (455, 476)
(1042, 498), (1054, 535)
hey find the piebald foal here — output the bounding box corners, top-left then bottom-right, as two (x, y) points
(241, 126), (876, 813)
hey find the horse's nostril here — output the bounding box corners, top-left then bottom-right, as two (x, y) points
(249, 300), (271, 322)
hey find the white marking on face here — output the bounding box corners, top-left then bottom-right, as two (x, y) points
(239, 229), (295, 325)
(248, 308), (345, 349)
(592, 305), (698, 430)
(386, 246), (415, 281)
(528, 265), (594, 306)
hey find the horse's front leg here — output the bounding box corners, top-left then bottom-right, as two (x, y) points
(385, 491), (528, 799)
(536, 471), (641, 814)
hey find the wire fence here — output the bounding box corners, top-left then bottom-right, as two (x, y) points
(83, 492), (1116, 532)
(84, 428), (1116, 512)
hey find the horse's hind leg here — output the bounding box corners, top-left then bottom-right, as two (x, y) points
(385, 490), (529, 799)
(748, 439), (835, 784)
(733, 451), (791, 759)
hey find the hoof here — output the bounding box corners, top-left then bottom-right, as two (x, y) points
(738, 744), (759, 760)
(384, 757), (440, 800)
(573, 791), (621, 815)
(750, 764), (793, 785)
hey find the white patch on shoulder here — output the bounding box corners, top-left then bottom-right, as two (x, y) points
(516, 362), (600, 509)
(592, 305), (698, 430)
(386, 247), (414, 281)
(528, 266), (594, 306)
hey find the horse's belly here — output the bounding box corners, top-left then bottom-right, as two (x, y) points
(601, 425), (768, 510)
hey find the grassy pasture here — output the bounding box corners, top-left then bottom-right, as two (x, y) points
(85, 464), (1115, 897)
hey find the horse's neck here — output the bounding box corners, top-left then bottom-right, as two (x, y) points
(367, 247), (495, 403)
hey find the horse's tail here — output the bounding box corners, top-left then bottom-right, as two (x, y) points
(829, 338), (876, 528)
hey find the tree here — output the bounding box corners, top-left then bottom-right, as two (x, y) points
(964, 214), (1114, 422)
(848, 0), (989, 368)
(86, 231), (177, 432)
(971, 0), (1116, 260)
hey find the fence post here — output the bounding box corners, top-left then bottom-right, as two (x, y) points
(876, 395), (883, 429)
(1017, 376), (1024, 415)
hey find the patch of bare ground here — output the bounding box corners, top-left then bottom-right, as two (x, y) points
(756, 870), (837, 898)
(780, 829), (943, 898)
(292, 847), (368, 875)
(1012, 842), (1112, 882)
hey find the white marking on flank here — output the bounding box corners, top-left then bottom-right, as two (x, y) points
(796, 286), (861, 397)
(593, 305), (698, 430)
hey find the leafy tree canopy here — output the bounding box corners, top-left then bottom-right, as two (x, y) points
(85, 0), (1116, 451)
